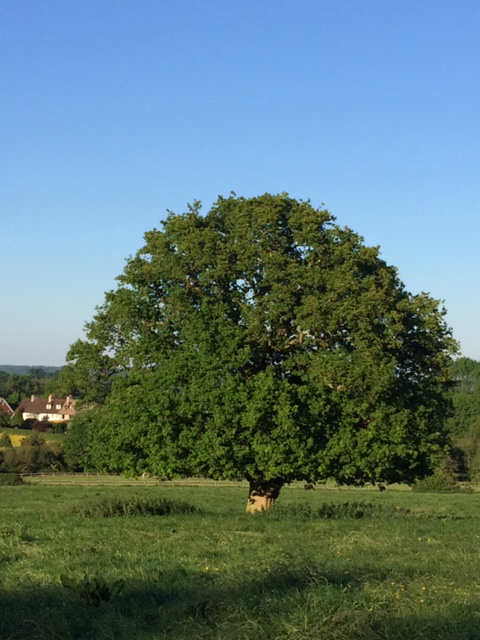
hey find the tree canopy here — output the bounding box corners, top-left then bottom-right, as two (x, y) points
(447, 357), (480, 436)
(67, 194), (457, 509)
(0, 368), (61, 408)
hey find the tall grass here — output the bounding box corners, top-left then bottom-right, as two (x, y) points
(67, 495), (198, 517)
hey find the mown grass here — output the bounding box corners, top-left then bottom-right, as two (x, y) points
(2, 484), (480, 639)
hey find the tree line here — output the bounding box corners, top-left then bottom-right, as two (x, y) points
(0, 367), (62, 409)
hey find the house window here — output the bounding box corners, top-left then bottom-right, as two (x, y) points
(46, 404), (52, 409)
(56, 404), (61, 409)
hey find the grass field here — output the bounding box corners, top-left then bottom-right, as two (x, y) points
(2, 484), (480, 640)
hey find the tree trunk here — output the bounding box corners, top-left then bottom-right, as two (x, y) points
(246, 478), (283, 513)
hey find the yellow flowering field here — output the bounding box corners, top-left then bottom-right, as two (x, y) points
(9, 434), (28, 447)
(0, 431), (59, 448)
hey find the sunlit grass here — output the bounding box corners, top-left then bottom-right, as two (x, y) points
(2, 484), (480, 639)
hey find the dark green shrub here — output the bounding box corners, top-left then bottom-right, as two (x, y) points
(413, 473), (472, 493)
(315, 501), (410, 518)
(0, 473), (24, 486)
(271, 501), (410, 519)
(413, 457), (472, 493)
(19, 432), (43, 447)
(2, 436), (64, 473)
(454, 427), (480, 481)
(0, 412), (10, 428)
(32, 419), (50, 432)
(48, 421), (68, 434)
(9, 411), (24, 428)
(67, 496), (198, 517)
(0, 433), (12, 448)
(63, 410), (95, 471)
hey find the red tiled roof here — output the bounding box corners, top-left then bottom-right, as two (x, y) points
(0, 397), (14, 416)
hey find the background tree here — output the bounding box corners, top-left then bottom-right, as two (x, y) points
(0, 411), (11, 429)
(63, 409), (96, 471)
(0, 432), (12, 447)
(446, 357), (480, 480)
(10, 410), (24, 428)
(0, 370), (57, 408)
(447, 357), (480, 437)
(66, 194), (457, 510)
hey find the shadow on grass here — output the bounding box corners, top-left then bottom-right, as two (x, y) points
(1, 566), (479, 640)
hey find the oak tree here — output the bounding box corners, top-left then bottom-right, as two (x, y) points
(67, 194), (457, 510)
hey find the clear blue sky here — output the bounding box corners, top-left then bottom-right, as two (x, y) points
(1, 0), (479, 366)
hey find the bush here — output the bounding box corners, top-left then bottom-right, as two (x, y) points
(67, 496), (198, 517)
(9, 411), (24, 428)
(20, 432), (43, 447)
(0, 433), (12, 448)
(0, 412), (11, 428)
(271, 501), (411, 519)
(63, 410), (95, 471)
(413, 473), (473, 493)
(32, 419), (50, 433)
(454, 428), (480, 481)
(48, 421), (68, 434)
(0, 473), (24, 486)
(413, 457), (473, 493)
(2, 435), (65, 473)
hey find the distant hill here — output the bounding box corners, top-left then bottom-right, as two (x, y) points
(0, 365), (63, 376)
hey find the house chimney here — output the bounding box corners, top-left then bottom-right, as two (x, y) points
(48, 394), (52, 403)
(31, 394), (35, 402)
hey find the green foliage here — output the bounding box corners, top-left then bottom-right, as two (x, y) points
(67, 194), (457, 489)
(413, 474), (462, 493)
(2, 434), (64, 473)
(0, 432), (12, 448)
(0, 370), (53, 407)
(61, 574), (125, 607)
(413, 457), (472, 493)
(10, 410), (24, 427)
(63, 410), (96, 471)
(20, 432), (44, 447)
(0, 472), (24, 485)
(454, 425), (480, 481)
(0, 411), (11, 428)
(45, 364), (87, 399)
(67, 496), (198, 517)
(48, 421), (68, 434)
(447, 357), (480, 437)
(446, 357), (480, 481)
